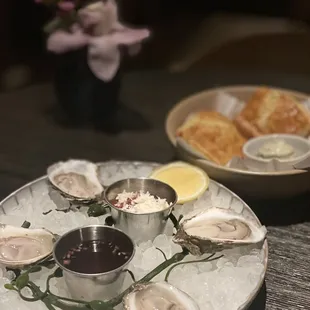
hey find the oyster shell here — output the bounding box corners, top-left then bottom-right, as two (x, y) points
(0, 224), (55, 268)
(174, 208), (267, 256)
(47, 160), (104, 201)
(123, 281), (199, 310)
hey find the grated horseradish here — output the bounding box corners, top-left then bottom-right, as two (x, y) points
(113, 190), (171, 214)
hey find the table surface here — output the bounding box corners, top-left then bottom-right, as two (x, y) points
(0, 68), (310, 310)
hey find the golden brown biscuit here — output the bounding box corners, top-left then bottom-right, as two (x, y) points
(177, 111), (246, 166)
(235, 88), (310, 138)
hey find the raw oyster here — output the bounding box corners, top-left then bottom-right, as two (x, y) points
(0, 224), (55, 268)
(47, 160), (104, 201)
(123, 281), (199, 310)
(174, 208), (267, 256)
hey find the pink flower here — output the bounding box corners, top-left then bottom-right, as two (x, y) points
(58, 1), (75, 11)
(46, 0), (150, 82)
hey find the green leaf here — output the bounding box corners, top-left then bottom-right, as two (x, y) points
(87, 204), (109, 217)
(54, 268), (63, 278)
(16, 273), (29, 290)
(169, 213), (180, 230)
(46, 263), (56, 269)
(89, 300), (114, 310)
(164, 253), (223, 282)
(155, 247), (168, 261)
(43, 11), (77, 34)
(177, 214), (184, 224)
(38, 257), (56, 269)
(123, 269), (136, 282)
(43, 17), (63, 34)
(4, 284), (15, 290)
(28, 266), (42, 273)
(21, 221), (31, 229)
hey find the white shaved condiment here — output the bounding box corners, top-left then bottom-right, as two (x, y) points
(257, 139), (294, 159)
(114, 190), (171, 214)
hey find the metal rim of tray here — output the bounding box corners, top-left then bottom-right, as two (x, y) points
(0, 160), (268, 310)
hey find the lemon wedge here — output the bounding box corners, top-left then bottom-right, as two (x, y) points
(149, 162), (210, 204)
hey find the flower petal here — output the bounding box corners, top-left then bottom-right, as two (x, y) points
(58, 1), (75, 11)
(110, 28), (150, 46)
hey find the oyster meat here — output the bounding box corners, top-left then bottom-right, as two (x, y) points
(0, 224), (55, 268)
(174, 208), (267, 256)
(47, 160), (104, 200)
(123, 282), (199, 310)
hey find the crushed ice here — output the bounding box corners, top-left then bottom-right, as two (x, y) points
(0, 163), (266, 310)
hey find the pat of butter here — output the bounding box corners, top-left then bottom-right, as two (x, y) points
(257, 139), (294, 159)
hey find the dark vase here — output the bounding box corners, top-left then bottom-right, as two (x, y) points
(53, 47), (121, 129)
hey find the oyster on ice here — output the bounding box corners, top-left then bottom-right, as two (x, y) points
(123, 282), (200, 310)
(47, 159), (104, 201)
(0, 224), (55, 268)
(174, 207), (267, 256)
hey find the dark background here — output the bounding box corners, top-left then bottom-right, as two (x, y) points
(2, 0), (310, 85)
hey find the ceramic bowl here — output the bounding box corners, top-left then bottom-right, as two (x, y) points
(243, 134), (310, 165)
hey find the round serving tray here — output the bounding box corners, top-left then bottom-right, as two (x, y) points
(165, 85), (310, 199)
(0, 160), (267, 310)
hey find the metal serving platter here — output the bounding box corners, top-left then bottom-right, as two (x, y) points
(165, 85), (310, 199)
(0, 160), (268, 310)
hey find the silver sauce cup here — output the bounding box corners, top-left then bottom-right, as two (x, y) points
(104, 178), (178, 244)
(53, 225), (135, 301)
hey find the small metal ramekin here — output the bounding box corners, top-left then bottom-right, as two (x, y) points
(104, 178), (178, 244)
(53, 225), (135, 301)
